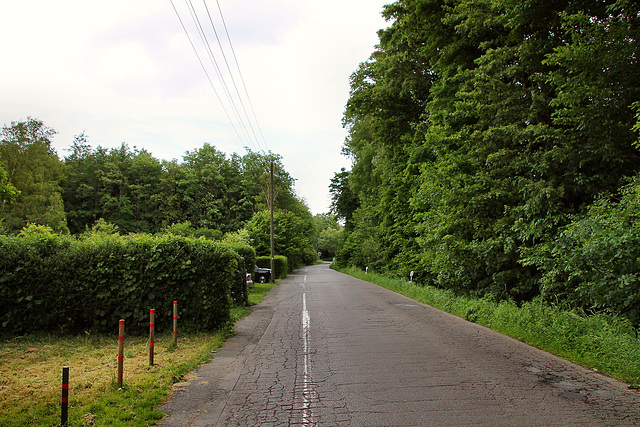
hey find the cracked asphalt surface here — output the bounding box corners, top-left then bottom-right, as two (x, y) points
(158, 263), (640, 426)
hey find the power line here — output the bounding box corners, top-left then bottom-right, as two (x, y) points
(169, 0), (248, 147)
(214, 0), (268, 152)
(202, 0), (266, 153)
(169, 0), (269, 153)
(184, 0), (255, 149)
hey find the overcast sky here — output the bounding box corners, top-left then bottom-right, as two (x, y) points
(0, 0), (391, 215)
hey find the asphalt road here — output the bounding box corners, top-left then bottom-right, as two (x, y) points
(158, 263), (640, 426)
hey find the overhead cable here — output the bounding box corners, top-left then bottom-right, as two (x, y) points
(169, 0), (249, 147)
(214, 0), (268, 152)
(170, 0), (268, 153)
(202, 0), (266, 153)
(184, 0), (255, 149)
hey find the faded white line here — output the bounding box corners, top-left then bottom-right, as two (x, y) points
(301, 275), (313, 424)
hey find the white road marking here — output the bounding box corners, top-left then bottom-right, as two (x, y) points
(301, 276), (313, 424)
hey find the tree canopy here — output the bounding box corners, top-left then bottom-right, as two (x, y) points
(1, 118), (318, 269)
(333, 0), (640, 321)
(0, 118), (67, 233)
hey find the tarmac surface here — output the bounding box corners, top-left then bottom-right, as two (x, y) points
(158, 263), (640, 426)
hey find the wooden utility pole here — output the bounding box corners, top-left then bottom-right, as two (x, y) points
(270, 161), (275, 282)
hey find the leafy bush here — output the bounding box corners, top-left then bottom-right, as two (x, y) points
(246, 209), (316, 271)
(0, 234), (242, 335)
(523, 177), (640, 325)
(224, 243), (255, 305)
(161, 221), (222, 240)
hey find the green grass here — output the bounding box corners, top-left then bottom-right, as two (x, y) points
(337, 266), (640, 386)
(0, 281), (280, 426)
(0, 333), (229, 426)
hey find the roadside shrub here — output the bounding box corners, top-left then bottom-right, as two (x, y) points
(224, 243), (255, 305)
(161, 221), (223, 240)
(523, 177), (640, 325)
(0, 234), (241, 335)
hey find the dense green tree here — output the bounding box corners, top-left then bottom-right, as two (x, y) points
(0, 166), (20, 205)
(336, 0), (640, 307)
(0, 118), (67, 233)
(179, 143), (234, 230)
(246, 209), (317, 271)
(62, 141), (164, 233)
(317, 227), (343, 260)
(312, 213), (343, 259)
(160, 220), (222, 240)
(412, 0), (640, 299)
(62, 132), (98, 233)
(329, 168), (359, 231)
(524, 176), (640, 325)
(60, 133), (312, 239)
(337, 0), (441, 273)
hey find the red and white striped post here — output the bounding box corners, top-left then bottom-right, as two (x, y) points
(172, 301), (178, 346)
(61, 366), (69, 426)
(149, 309), (155, 366)
(117, 319), (125, 388)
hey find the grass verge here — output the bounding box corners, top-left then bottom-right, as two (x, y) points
(0, 280), (278, 427)
(336, 266), (640, 387)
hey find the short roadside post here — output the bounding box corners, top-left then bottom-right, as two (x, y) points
(117, 319), (125, 388)
(172, 301), (178, 346)
(149, 309), (155, 366)
(61, 366), (69, 426)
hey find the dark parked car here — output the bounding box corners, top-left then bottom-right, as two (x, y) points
(254, 265), (272, 283)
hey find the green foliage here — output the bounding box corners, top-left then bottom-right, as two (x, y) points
(62, 140), (166, 234)
(336, 0), (640, 314)
(246, 209), (317, 271)
(0, 118), (67, 233)
(2, 118), (320, 280)
(223, 228), (252, 246)
(59, 133), (310, 236)
(313, 213), (343, 259)
(336, 204), (382, 270)
(224, 242), (256, 305)
(161, 220), (222, 240)
(329, 168), (359, 231)
(84, 218), (120, 236)
(317, 227), (343, 260)
(0, 234), (242, 335)
(0, 166), (19, 205)
(524, 177), (640, 325)
(18, 223), (57, 237)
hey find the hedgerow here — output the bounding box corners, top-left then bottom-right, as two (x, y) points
(224, 242), (256, 305)
(0, 233), (242, 336)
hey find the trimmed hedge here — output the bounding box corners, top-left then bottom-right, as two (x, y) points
(224, 243), (256, 305)
(256, 255), (288, 279)
(0, 234), (242, 336)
